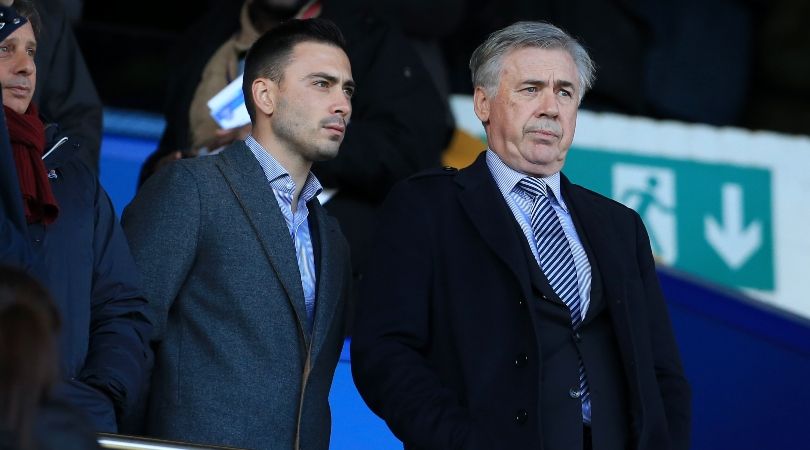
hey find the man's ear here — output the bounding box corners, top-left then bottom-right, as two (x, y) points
(252, 78), (275, 116)
(473, 86), (491, 123)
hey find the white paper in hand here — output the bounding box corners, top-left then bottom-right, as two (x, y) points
(207, 75), (251, 130)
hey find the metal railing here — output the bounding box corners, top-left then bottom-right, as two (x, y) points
(97, 433), (245, 450)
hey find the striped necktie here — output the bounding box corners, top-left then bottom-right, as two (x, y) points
(518, 177), (590, 418)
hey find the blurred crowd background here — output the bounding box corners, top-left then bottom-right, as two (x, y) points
(71, 0), (810, 137)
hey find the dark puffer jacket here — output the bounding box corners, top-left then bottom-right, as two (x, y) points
(22, 128), (152, 433)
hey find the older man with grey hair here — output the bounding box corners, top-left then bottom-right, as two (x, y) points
(351, 21), (691, 450)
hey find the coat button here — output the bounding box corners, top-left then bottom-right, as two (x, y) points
(573, 332), (582, 343)
(514, 353), (528, 368)
(515, 409), (528, 424)
(541, 294), (549, 301)
(517, 298), (526, 307)
(569, 388), (582, 399)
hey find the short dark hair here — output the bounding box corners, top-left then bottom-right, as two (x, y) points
(242, 18), (348, 121)
(11, 0), (41, 38)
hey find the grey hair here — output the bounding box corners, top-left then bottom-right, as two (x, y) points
(469, 21), (596, 101)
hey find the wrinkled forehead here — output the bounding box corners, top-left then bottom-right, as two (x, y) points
(502, 46), (576, 78)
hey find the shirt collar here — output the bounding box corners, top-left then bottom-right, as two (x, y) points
(485, 149), (568, 213)
(244, 134), (323, 202)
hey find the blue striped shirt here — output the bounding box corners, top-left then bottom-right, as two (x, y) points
(486, 150), (593, 422)
(245, 135), (322, 333)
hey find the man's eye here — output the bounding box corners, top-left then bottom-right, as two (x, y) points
(27, 49), (35, 57)
(523, 86), (537, 93)
(314, 80), (329, 88)
(558, 89), (572, 98)
(0, 46), (9, 54)
(344, 87), (355, 98)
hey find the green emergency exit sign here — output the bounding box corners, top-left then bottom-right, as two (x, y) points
(566, 148), (774, 291)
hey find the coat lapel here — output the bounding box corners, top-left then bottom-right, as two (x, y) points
(216, 142), (310, 340)
(560, 175), (638, 365)
(309, 200), (344, 362)
(456, 154), (536, 300)
(560, 175), (626, 308)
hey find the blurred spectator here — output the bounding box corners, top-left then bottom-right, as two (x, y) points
(642, 0), (753, 126)
(140, 0), (451, 310)
(0, 2), (151, 433)
(0, 0), (107, 172)
(0, 264), (100, 450)
(58, 0), (82, 23)
(370, 0), (465, 120)
(32, 0), (103, 172)
(743, 0), (810, 135)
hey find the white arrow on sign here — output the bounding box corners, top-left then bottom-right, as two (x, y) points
(704, 183), (762, 270)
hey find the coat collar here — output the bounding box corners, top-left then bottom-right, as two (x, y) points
(560, 174), (641, 383)
(458, 152), (640, 383)
(215, 141), (345, 357)
(455, 152), (539, 300)
(308, 200), (345, 362)
(456, 153), (631, 311)
(558, 174), (628, 307)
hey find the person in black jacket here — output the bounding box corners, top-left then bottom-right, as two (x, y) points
(0, 2), (151, 433)
(352, 21), (690, 450)
(32, 0), (103, 171)
(140, 0), (452, 309)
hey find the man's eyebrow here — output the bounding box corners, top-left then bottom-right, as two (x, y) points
(521, 79), (577, 90)
(308, 72), (338, 83)
(555, 79), (576, 90)
(308, 72), (356, 89)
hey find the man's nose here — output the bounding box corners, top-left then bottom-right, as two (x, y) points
(331, 89), (352, 118)
(533, 89), (559, 118)
(13, 53), (35, 75)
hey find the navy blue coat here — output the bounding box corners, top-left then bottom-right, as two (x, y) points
(2, 129), (151, 432)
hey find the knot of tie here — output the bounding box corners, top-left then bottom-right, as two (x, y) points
(518, 177), (549, 201)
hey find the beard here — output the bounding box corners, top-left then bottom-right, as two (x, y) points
(272, 97), (344, 163)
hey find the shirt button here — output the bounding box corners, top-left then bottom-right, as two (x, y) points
(541, 294), (549, 301)
(515, 409), (528, 424)
(514, 353), (528, 368)
(569, 388), (582, 399)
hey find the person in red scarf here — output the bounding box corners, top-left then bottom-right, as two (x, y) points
(0, 1), (152, 434)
